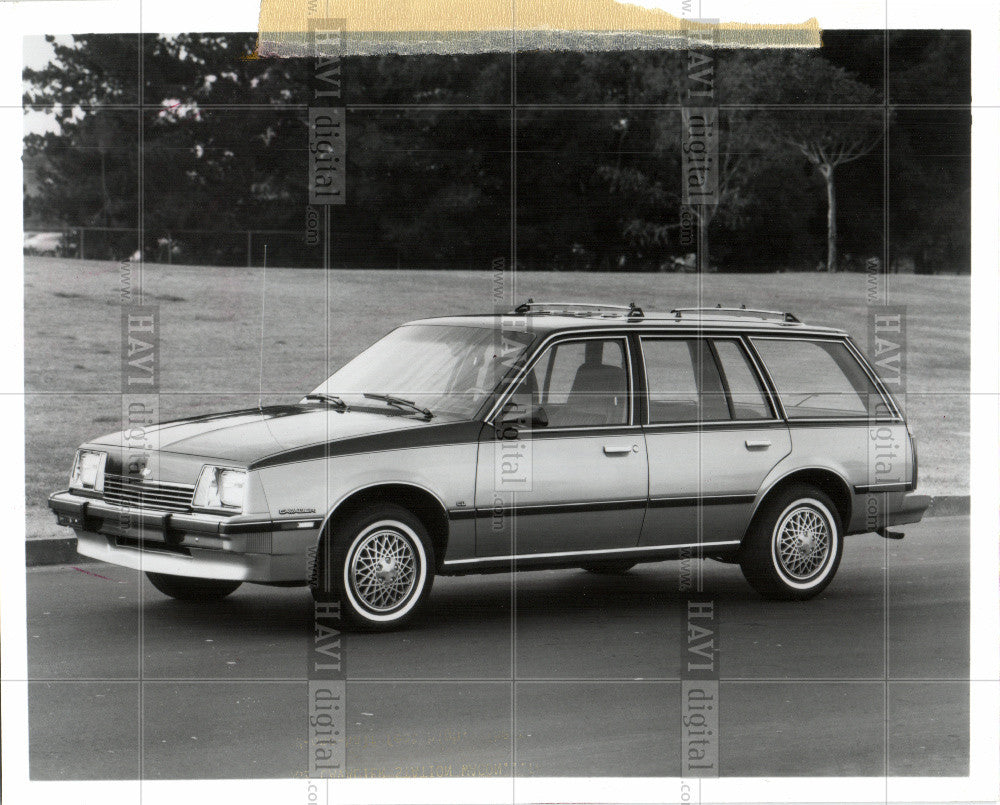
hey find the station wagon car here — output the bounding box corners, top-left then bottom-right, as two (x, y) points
(49, 301), (930, 630)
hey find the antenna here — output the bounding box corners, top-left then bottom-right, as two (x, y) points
(257, 244), (267, 410)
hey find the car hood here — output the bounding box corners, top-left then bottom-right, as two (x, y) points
(88, 404), (460, 465)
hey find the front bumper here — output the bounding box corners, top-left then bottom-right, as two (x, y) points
(48, 490), (319, 582)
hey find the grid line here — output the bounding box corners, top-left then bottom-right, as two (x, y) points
(19, 102), (982, 110)
(20, 676), (978, 684)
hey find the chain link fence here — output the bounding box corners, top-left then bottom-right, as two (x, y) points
(24, 227), (322, 268)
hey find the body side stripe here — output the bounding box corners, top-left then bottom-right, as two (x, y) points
(249, 420), (486, 470)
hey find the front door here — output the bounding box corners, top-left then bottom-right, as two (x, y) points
(474, 335), (648, 559)
(639, 336), (791, 549)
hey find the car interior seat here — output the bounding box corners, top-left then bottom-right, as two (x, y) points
(566, 342), (626, 425)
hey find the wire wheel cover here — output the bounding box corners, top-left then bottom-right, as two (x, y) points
(775, 506), (831, 580)
(349, 529), (419, 612)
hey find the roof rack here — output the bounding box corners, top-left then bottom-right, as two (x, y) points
(668, 305), (801, 324)
(507, 300), (801, 325)
(511, 299), (645, 319)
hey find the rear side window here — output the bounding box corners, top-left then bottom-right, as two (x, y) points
(642, 338), (729, 422)
(751, 338), (883, 419)
(712, 339), (772, 420)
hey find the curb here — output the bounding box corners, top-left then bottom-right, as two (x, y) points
(25, 495), (972, 568)
(924, 495), (970, 517)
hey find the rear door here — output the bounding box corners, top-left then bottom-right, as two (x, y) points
(639, 335), (791, 548)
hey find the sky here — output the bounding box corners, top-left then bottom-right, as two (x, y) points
(23, 35), (65, 136)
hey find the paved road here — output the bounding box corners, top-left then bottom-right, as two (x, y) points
(25, 516), (969, 780)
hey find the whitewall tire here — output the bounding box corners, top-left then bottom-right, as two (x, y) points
(312, 504), (434, 631)
(739, 484), (843, 600)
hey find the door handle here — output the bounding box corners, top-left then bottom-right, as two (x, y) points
(745, 439), (771, 450)
(604, 443), (639, 456)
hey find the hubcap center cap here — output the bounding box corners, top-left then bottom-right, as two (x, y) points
(375, 557), (396, 582)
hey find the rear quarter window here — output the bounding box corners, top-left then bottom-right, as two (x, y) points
(751, 338), (885, 419)
(711, 339), (773, 420)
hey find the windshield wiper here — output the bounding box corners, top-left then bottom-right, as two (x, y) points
(363, 393), (434, 420)
(302, 393), (348, 410)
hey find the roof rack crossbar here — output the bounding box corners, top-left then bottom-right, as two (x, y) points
(512, 299), (645, 318)
(669, 306), (800, 324)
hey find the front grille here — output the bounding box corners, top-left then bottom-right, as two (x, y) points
(102, 474), (195, 513)
(243, 533), (272, 554)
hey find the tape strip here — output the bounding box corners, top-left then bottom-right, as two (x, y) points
(257, 0), (821, 56)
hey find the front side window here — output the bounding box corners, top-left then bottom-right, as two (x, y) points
(509, 338), (629, 428)
(751, 338), (883, 419)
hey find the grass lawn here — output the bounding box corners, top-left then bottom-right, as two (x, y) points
(24, 257), (969, 537)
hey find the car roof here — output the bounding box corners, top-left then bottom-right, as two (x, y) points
(406, 303), (847, 338)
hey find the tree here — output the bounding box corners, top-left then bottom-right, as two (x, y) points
(24, 35), (512, 266)
(594, 50), (783, 270)
(23, 37), (965, 272)
(749, 51), (884, 272)
(783, 112), (883, 273)
(24, 34), (314, 258)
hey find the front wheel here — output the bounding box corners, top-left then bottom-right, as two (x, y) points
(145, 572), (242, 601)
(739, 484), (843, 600)
(312, 504), (434, 632)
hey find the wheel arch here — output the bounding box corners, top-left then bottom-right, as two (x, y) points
(744, 468), (853, 546)
(316, 482), (450, 571)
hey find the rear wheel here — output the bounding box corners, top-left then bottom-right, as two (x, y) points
(311, 504), (434, 632)
(145, 572), (242, 601)
(739, 484), (842, 600)
(581, 560), (637, 575)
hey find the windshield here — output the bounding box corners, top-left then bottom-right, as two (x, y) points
(310, 324), (535, 418)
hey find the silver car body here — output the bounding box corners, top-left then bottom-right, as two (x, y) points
(49, 308), (930, 583)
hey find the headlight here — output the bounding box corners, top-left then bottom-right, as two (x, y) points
(192, 466), (247, 511)
(69, 450), (107, 492)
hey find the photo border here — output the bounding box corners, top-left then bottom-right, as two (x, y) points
(1, 1), (996, 803)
